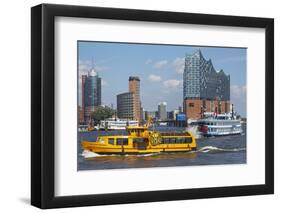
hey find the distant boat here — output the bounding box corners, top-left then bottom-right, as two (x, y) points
(78, 124), (90, 132)
(99, 118), (139, 130)
(158, 122), (168, 126)
(78, 124), (96, 132)
(191, 113), (243, 137)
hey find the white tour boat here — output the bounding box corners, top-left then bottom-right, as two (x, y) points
(99, 118), (139, 130)
(192, 112), (243, 137)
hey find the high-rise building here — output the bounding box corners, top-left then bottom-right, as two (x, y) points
(117, 92), (135, 119)
(78, 105), (85, 124)
(144, 111), (157, 120)
(183, 49), (230, 119)
(129, 76), (141, 121)
(82, 69), (102, 122)
(80, 75), (87, 123)
(140, 104), (144, 122)
(116, 76), (141, 121)
(158, 102), (167, 120)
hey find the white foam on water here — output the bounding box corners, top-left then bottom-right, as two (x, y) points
(81, 150), (161, 158)
(198, 146), (246, 153)
(186, 126), (202, 139)
(137, 153), (160, 157)
(198, 146), (223, 153)
(80, 146), (246, 159)
(81, 150), (101, 158)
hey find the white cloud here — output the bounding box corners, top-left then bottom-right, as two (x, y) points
(230, 85), (247, 117)
(145, 59), (152, 65)
(78, 60), (91, 74)
(172, 57), (185, 74)
(216, 55), (246, 64)
(231, 85), (246, 98)
(79, 60), (109, 73)
(148, 74), (161, 82)
(163, 79), (181, 89)
(148, 57), (185, 73)
(153, 60), (168, 69)
(95, 65), (109, 72)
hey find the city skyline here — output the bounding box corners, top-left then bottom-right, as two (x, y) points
(78, 41), (247, 117)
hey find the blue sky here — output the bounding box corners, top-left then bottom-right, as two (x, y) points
(78, 41), (247, 117)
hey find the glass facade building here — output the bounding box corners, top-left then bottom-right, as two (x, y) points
(117, 92), (135, 120)
(84, 69), (102, 109)
(183, 49), (230, 101)
(82, 69), (102, 122)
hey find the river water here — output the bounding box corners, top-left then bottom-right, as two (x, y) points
(77, 125), (246, 170)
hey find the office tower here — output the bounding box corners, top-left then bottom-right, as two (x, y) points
(82, 69), (102, 122)
(158, 102), (167, 120)
(129, 76), (141, 121)
(117, 92), (135, 120)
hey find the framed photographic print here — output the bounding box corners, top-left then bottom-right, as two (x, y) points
(31, 3), (274, 209)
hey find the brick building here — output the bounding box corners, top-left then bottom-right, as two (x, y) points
(129, 76), (141, 121)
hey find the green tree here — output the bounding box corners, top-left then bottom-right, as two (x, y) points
(91, 106), (115, 124)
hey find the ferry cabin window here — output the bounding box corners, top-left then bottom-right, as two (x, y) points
(161, 137), (192, 144)
(108, 138), (114, 145)
(185, 137), (193, 143)
(116, 138), (128, 146)
(176, 138), (185, 144)
(162, 138), (170, 144)
(133, 138), (145, 143)
(170, 138), (176, 144)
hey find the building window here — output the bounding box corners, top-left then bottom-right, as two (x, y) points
(189, 103), (194, 107)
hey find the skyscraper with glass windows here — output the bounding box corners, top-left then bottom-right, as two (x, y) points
(183, 49), (230, 119)
(82, 69), (102, 122)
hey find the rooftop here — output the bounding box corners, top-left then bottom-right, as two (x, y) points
(129, 76), (140, 81)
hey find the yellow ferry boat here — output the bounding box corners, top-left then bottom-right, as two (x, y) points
(81, 122), (197, 155)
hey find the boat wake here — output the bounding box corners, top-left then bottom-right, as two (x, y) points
(81, 150), (101, 158)
(81, 146), (245, 159)
(185, 126), (202, 139)
(81, 150), (160, 158)
(197, 146), (246, 153)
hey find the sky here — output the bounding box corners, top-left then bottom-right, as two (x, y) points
(78, 41), (247, 117)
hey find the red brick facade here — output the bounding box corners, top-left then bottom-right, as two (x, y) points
(184, 99), (230, 120)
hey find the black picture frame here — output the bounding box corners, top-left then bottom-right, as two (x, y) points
(31, 3), (274, 209)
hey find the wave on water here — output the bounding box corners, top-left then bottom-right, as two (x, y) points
(81, 150), (102, 158)
(81, 146), (245, 159)
(197, 146), (246, 153)
(81, 150), (161, 158)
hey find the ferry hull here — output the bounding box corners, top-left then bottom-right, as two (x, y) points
(82, 141), (196, 155)
(204, 132), (242, 137)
